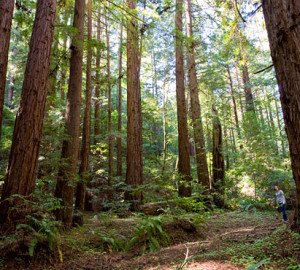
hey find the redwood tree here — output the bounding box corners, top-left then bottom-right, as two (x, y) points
(94, 8), (101, 144)
(185, 0), (209, 189)
(55, 0), (85, 228)
(175, 0), (191, 196)
(76, 0), (92, 211)
(117, 22), (123, 177)
(0, 0), (14, 141)
(0, 0), (56, 229)
(212, 104), (225, 207)
(125, 0), (143, 210)
(262, 0), (300, 229)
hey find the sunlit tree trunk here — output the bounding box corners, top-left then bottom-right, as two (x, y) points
(125, 0), (143, 210)
(7, 73), (14, 107)
(162, 75), (168, 174)
(274, 93), (285, 156)
(117, 21), (123, 177)
(185, 0), (209, 189)
(175, 0), (191, 197)
(0, 0), (14, 141)
(262, 0), (300, 230)
(241, 61), (255, 113)
(6, 47), (17, 107)
(55, 0), (85, 228)
(94, 8), (101, 145)
(235, 66), (244, 117)
(60, 38), (67, 101)
(0, 0), (56, 229)
(75, 0), (92, 211)
(227, 64), (240, 136)
(105, 9), (113, 183)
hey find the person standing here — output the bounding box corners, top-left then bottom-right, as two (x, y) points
(274, 186), (288, 222)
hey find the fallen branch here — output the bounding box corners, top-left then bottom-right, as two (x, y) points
(254, 64), (274, 74)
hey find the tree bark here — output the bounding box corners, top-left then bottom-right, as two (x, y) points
(117, 21), (123, 177)
(0, 0), (14, 141)
(125, 0), (143, 210)
(212, 104), (225, 208)
(262, 0), (300, 230)
(0, 0), (56, 229)
(274, 92), (285, 156)
(60, 38), (67, 101)
(162, 73), (168, 174)
(175, 0), (191, 197)
(241, 62), (255, 113)
(75, 0), (92, 211)
(227, 64), (240, 135)
(94, 8), (101, 145)
(185, 0), (209, 189)
(55, 0), (85, 228)
(105, 9), (113, 183)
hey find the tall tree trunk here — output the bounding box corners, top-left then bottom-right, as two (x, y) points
(162, 73), (168, 174)
(75, 0), (92, 211)
(7, 72), (14, 107)
(6, 46), (17, 107)
(185, 0), (209, 189)
(125, 0), (143, 210)
(212, 104), (225, 208)
(175, 0), (191, 197)
(60, 38), (67, 101)
(227, 64), (240, 135)
(235, 66), (244, 117)
(117, 21), (123, 177)
(55, 0), (85, 228)
(94, 8), (101, 145)
(241, 62), (255, 113)
(0, 0), (14, 141)
(230, 126), (237, 163)
(262, 0), (300, 230)
(0, 0), (56, 229)
(274, 93), (285, 156)
(105, 9), (113, 183)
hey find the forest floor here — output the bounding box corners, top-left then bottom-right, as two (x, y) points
(1, 210), (300, 270)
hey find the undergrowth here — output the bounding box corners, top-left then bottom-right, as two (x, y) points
(200, 224), (300, 269)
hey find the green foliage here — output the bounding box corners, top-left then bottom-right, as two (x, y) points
(92, 230), (126, 253)
(16, 213), (61, 257)
(245, 258), (270, 270)
(174, 197), (207, 213)
(125, 215), (170, 253)
(239, 197), (272, 212)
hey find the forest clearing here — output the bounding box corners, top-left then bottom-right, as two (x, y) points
(1, 0), (300, 269)
(1, 210), (300, 269)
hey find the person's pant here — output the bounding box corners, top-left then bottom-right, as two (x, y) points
(279, 203), (288, 221)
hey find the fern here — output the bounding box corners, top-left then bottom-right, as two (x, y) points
(125, 216), (170, 253)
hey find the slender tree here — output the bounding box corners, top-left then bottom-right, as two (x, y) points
(226, 64), (240, 135)
(117, 21), (123, 177)
(175, 0), (191, 196)
(94, 8), (101, 144)
(55, 0), (85, 228)
(0, 0), (56, 229)
(274, 93), (285, 155)
(262, 0), (300, 230)
(241, 61), (255, 113)
(0, 0), (15, 141)
(185, 0), (209, 189)
(212, 104), (225, 207)
(105, 9), (113, 183)
(125, 0), (143, 210)
(76, 0), (92, 211)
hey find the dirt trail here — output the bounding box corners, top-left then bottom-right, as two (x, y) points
(6, 211), (283, 270)
(93, 211), (282, 270)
